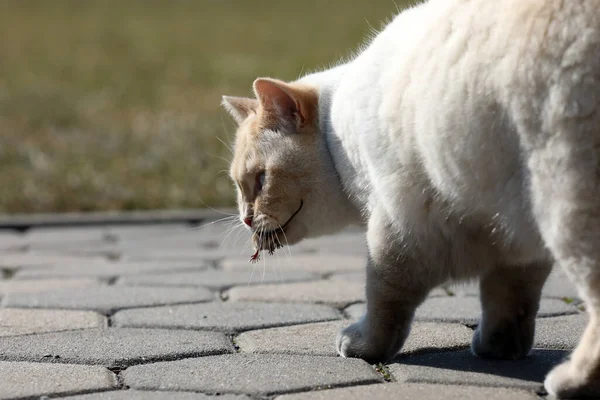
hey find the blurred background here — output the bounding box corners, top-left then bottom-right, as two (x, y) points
(0, 0), (408, 214)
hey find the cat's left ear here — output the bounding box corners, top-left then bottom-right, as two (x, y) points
(221, 96), (259, 124)
(253, 78), (317, 128)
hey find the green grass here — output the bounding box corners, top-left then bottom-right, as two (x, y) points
(0, 0), (410, 213)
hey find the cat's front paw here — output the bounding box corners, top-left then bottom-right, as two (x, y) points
(545, 359), (600, 399)
(336, 320), (400, 363)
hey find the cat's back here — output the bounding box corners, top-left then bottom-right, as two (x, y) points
(330, 0), (600, 258)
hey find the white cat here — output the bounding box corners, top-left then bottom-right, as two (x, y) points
(223, 0), (600, 397)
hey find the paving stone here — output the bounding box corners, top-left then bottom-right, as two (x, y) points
(122, 354), (382, 396)
(222, 254), (367, 275)
(0, 278), (99, 295)
(0, 308), (105, 337)
(0, 328), (232, 367)
(0, 361), (116, 398)
(25, 226), (115, 242)
(343, 304), (367, 319)
(0, 252), (108, 269)
(113, 302), (340, 333)
(58, 390), (250, 399)
(293, 235), (368, 256)
(344, 298), (579, 322)
(446, 270), (582, 301)
(227, 280), (365, 308)
(122, 248), (224, 262)
(108, 223), (194, 239)
(2, 286), (214, 314)
(535, 314), (588, 350)
(416, 297), (578, 323)
(119, 268), (316, 290)
(236, 320), (471, 357)
(542, 269), (581, 300)
(15, 260), (209, 279)
(328, 273), (449, 297)
(444, 282), (479, 297)
(388, 348), (566, 390)
(0, 234), (27, 251)
(275, 382), (540, 400)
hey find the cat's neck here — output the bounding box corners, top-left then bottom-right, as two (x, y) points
(298, 66), (365, 230)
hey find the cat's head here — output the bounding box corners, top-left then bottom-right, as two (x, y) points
(222, 78), (351, 256)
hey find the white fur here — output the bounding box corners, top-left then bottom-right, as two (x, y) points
(296, 0), (600, 397)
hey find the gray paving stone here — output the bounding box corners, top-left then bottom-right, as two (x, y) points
(542, 269), (581, 300)
(0, 234), (27, 251)
(0, 278), (99, 295)
(329, 272), (448, 296)
(227, 280), (365, 308)
(108, 223), (194, 239)
(535, 314), (588, 350)
(446, 270), (582, 301)
(275, 382), (540, 400)
(0, 308), (105, 337)
(0, 328), (232, 367)
(388, 348), (565, 390)
(33, 243), (125, 258)
(0, 361), (116, 398)
(328, 271), (365, 283)
(344, 298), (579, 322)
(444, 282), (479, 297)
(113, 302), (341, 333)
(236, 320), (471, 357)
(415, 297), (578, 323)
(25, 226), (115, 242)
(122, 354), (382, 396)
(122, 248), (224, 262)
(15, 260), (209, 279)
(58, 390), (250, 399)
(222, 254), (367, 274)
(2, 286), (214, 314)
(293, 235), (368, 256)
(119, 268), (316, 290)
(0, 252), (108, 269)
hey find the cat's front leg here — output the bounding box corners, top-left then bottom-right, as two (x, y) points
(337, 208), (440, 362)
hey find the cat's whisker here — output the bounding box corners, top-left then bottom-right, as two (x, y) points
(276, 221), (293, 258)
(189, 215), (238, 232)
(215, 136), (234, 156)
(206, 152), (232, 165)
(219, 220), (244, 252)
(261, 227), (267, 284)
(247, 228), (260, 284)
(230, 222), (249, 249)
(273, 240), (283, 283)
(219, 110), (235, 150)
(194, 200), (238, 217)
(241, 229), (254, 255)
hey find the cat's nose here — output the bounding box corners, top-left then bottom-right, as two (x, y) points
(243, 217), (253, 227)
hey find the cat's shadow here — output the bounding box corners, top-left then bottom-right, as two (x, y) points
(388, 348), (569, 388)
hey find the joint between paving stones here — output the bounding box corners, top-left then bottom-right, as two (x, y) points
(108, 367), (126, 389)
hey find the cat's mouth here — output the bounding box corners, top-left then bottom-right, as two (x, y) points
(250, 200), (303, 263)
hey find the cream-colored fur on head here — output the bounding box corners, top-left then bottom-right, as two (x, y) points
(223, 0), (600, 397)
(223, 78), (360, 255)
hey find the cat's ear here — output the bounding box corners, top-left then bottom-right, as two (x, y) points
(253, 78), (317, 128)
(221, 96), (259, 124)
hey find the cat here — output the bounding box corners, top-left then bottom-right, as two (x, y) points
(222, 0), (600, 397)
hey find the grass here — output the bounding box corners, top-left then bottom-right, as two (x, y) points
(0, 0), (411, 213)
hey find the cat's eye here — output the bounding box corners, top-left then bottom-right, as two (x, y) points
(255, 171), (266, 194)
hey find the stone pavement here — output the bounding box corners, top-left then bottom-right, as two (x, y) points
(0, 219), (585, 399)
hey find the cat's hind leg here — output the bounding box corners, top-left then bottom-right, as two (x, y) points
(471, 262), (551, 360)
(525, 119), (600, 398)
